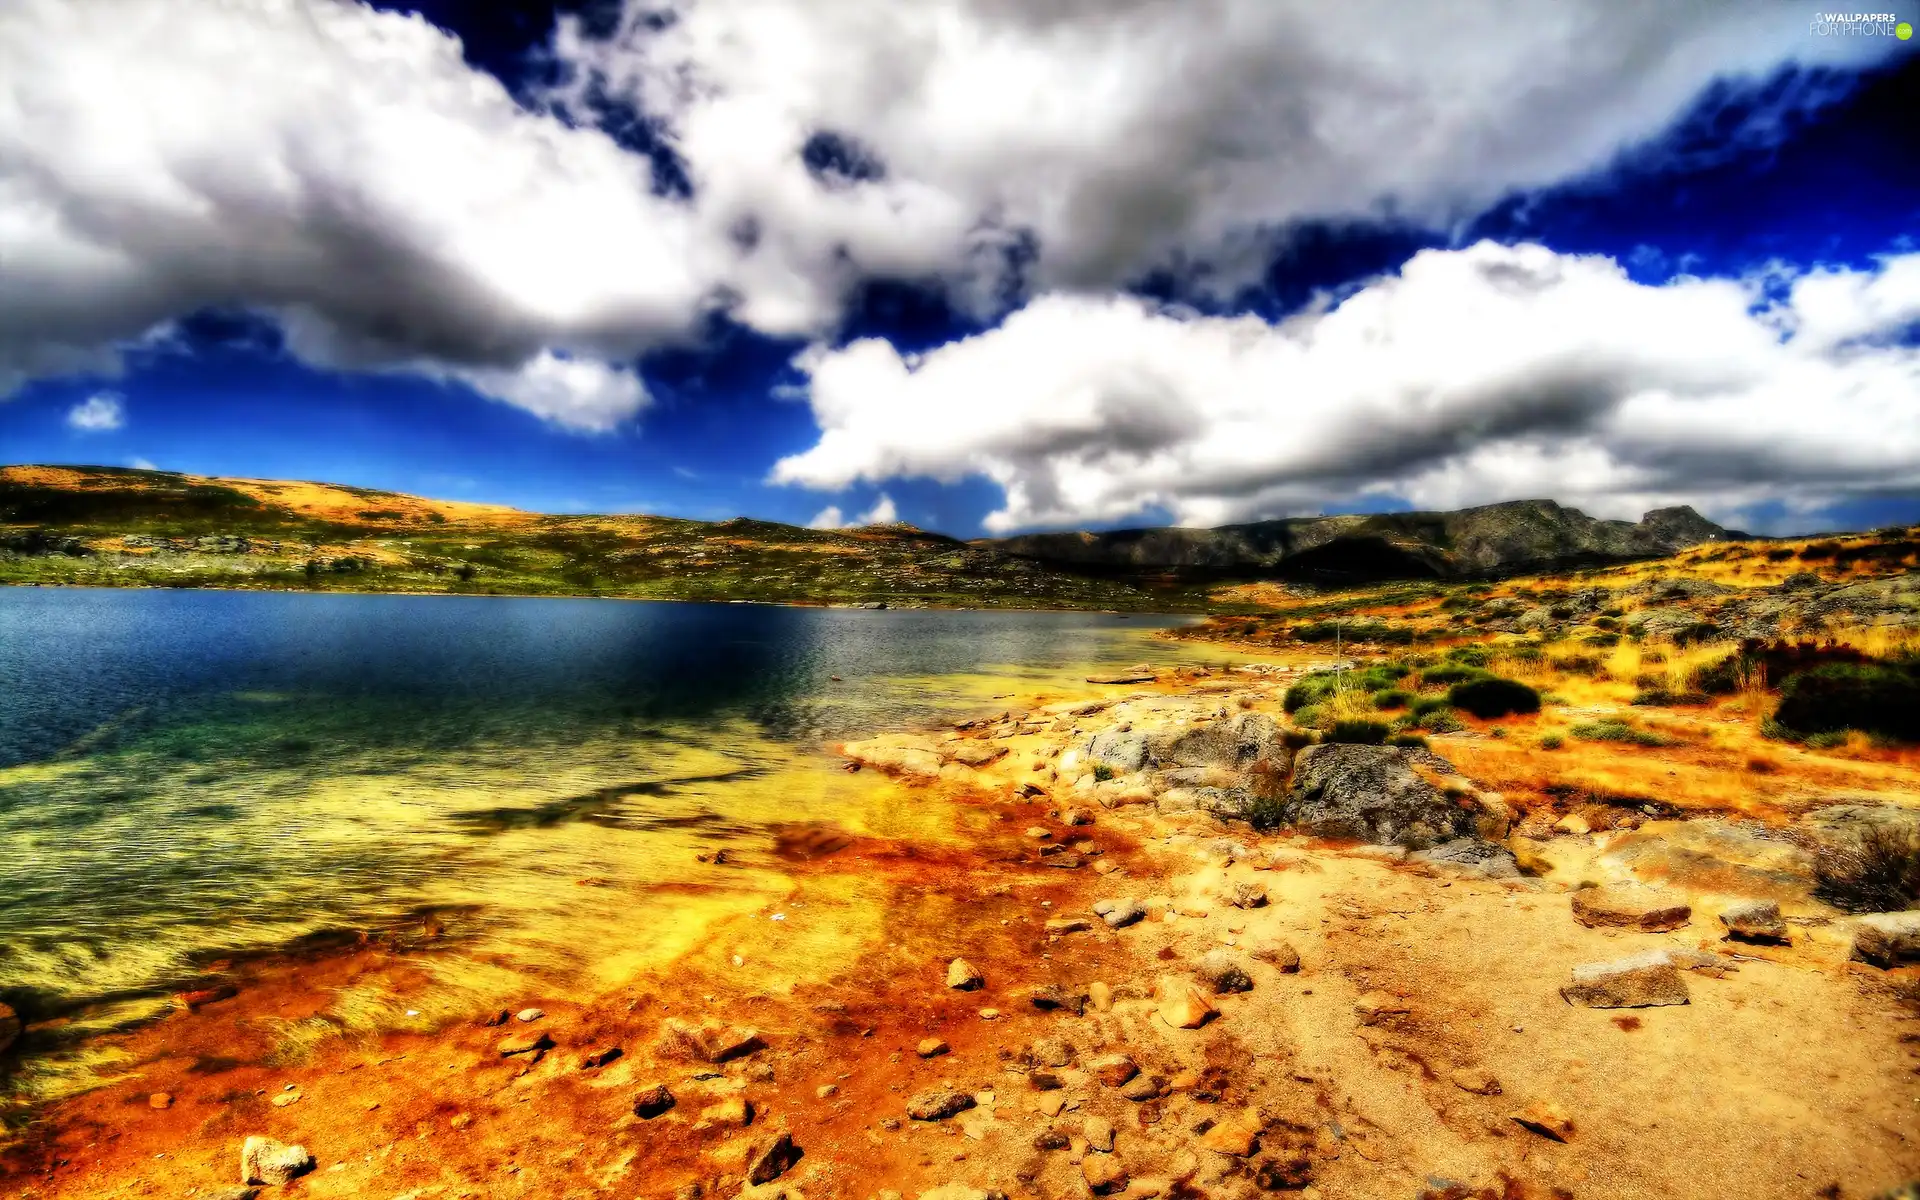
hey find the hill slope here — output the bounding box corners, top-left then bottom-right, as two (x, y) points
(986, 499), (1737, 581)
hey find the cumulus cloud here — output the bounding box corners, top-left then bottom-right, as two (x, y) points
(808, 493), (899, 529)
(0, 0), (1899, 427)
(66, 392), (124, 432)
(771, 243), (1920, 532)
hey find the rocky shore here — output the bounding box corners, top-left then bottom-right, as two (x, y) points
(6, 657), (1920, 1199)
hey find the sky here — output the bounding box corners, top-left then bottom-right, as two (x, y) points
(0, 1), (1917, 537)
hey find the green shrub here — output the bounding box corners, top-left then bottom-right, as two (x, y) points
(1328, 719), (1392, 745)
(1420, 663), (1489, 687)
(1592, 616), (1619, 631)
(1240, 790), (1289, 831)
(1386, 732), (1429, 749)
(1582, 631), (1622, 647)
(1290, 704), (1329, 730)
(1570, 720), (1675, 747)
(1417, 707), (1465, 734)
(1447, 676), (1541, 719)
(1409, 695), (1452, 718)
(1772, 662), (1920, 744)
(1538, 733), (1564, 750)
(1283, 674), (1337, 713)
(1372, 688), (1412, 710)
(1092, 763), (1115, 782)
(1445, 645), (1493, 668)
(1632, 687), (1711, 707)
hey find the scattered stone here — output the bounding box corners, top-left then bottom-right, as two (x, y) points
(1029, 984), (1085, 1014)
(1082, 1115), (1115, 1152)
(580, 1046), (623, 1069)
(1409, 837), (1521, 878)
(1087, 981), (1113, 1012)
(1719, 900), (1789, 944)
(656, 1017), (765, 1063)
(699, 1095), (754, 1127)
(1251, 941), (1301, 972)
(1045, 916), (1092, 935)
(947, 958), (986, 990)
(1560, 951), (1690, 1008)
(747, 1132), (803, 1185)
(205, 1189), (262, 1200)
(1016, 782), (1047, 799)
(1449, 1067), (1502, 1096)
(979, 1008), (1000, 1021)
(1121, 1074), (1163, 1101)
(633, 1085), (677, 1119)
(515, 1007), (545, 1022)
(1284, 744), (1484, 849)
(1195, 949), (1254, 994)
(1254, 1156), (1316, 1190)
(1198, 1112), (1262, 1157)
(1354, 991), (1411, 1024)
(907, 1089), (977, 1121)
(149, 1092), (172, 1110)
(176, 985), (238, 1011)
(497, 1030), (554, 1057)
(1029, 1070), (1063, 1091)
(1854, 913), (1920, 967)
(1030, 1036), (1074, 1067)
(1032, 1129), (1071, 1151)
(1092, 898), (1146, 928)
(1569, 885), (1691, 933)
(1090, 1054), (1139, 1087)
(948, 742), (1008, 768)
(270, 1091), (300, 1108)
(917, 1038), (951, 1059)
(1155, 977), (1218, 1029)
(1062, 808), (1093, 826)
(1554, 813), (1592, 836)
(843, 734), (943, 777)
(1225, 880), (1268, 909)
(240, 1136), (315, 1187)
(1081, 1152), (1129, 1193)
(481, 1009), (512, 1027)
(1510, 1100), (1574, 1142)
(816, 1084), (838, 1099)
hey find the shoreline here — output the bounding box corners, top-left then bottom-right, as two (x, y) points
(4, 651), (1920, 1198)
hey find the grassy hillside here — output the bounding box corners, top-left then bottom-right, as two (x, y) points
(0, 465), (1198, 610)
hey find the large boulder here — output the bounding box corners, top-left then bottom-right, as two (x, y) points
(1153, 712), (1290, 772)
(1560, 951), (1690, 1008)
(1570, 885), (1692, 933)
(843, 734), (942, 777)
(1854, 913), (1920, 967)
(1282, 744), (1484, 849)
(240, 1137), (314, 1187)
(1086, 730), (1153, 772)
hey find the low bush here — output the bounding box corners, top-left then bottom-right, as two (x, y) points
(1631, 687), (1711, 707)
(1409, 695), (1453, 719)
(1538, 733), (1564, 750)
(1445, 645), (1493, 668)
(1092, 763), (1114, 782)
(1420, 663), (1488, 687)
(1283, 674), (1336, 713)
(1811, 824), (1920, 913)
(1416, 706), (1465, 734)
(1372, 688), (1412, 710)
(1570, 720), (1675, 747)
(1386, 732), (1429, 749)
(1448, 676), (1541, 719)
(1328, 719), (1392, 745)
(1771, 662), (1920, 744)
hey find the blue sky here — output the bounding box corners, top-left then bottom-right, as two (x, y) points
(1, 2), (1916, 536)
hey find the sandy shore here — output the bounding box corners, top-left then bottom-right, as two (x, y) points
(4, 656), (1920, 1200)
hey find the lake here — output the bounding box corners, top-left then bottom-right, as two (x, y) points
(0, 589), (1200, 1105)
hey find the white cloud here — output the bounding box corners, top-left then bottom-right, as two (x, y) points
(808, 492), (899, 529)
(66, 391), (124, 431)
(772, 243), (1920, 532)
(0, 0), (1900, 424)
(128, 457), (158, 470)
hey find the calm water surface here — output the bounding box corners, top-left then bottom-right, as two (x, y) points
(0, 588), (1202, 1101)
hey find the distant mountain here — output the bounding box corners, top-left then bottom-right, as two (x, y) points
(984, 499), (1741, 581)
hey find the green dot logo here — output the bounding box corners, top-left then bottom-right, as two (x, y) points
(1899, 20), (1914, 38)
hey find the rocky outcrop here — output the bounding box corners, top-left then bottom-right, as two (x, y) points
(1854, 913), (1920, 967)
(1560, 952), (1690, 1008)
(1570, 886), (1692, 933)
(1282, 744), (1495, 849)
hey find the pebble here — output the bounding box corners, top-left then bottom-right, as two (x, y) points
(1511, 1099), (1575, 1142)
(149, 1093), (172, 1110)
(515, 1007), (545, 1023)
(947, 958), (985, 990)
(1155, 976), (1217, 1029)
(633, 1085), (677, 1119)
(918, 1038), (951, 1058)
(907, 1089), (977, 1121)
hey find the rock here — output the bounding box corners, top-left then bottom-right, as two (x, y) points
(1250, 941), (1301, 973)
(149, 1092), (173, 1109)
(206, 1189), (262, 1200)
(1198, 1112), (1262, 1157)
(515, 1007), (544, 1022)
(497, 1030), (554, 1057)
(947, 958), (986, 990)
(0, 1002), (18, 1057)
(1062, 808), (1093, 826)
(270, 1090), (300, 1108)
(1226, 881), (1268, 909)
(1510, 1099), (1574, 1142)
(699, 1095), (754, 1127)
(1156, 712), (1289, 772)
(1082, 1153), (1129, 1193)
(1082, 1114), (1116, 1152)
(1719, 899), (1789, 944)
(1560, 951), (1690, 1008)
(240, 1136), (314, 1187)
(580, 1046), (623, 1069)
(947, 742), (1008, 768)
(1090, 1053), (1138, 1087)
(1449, 1067), (1502, 1096)
(907, 1089), (977, 1121)
(1156, 977), (1218, 1029)
(843, 734), (943, 777)
(1283, 744), (1483, 849)
(1029, 984), (1085, 1014)
(1087, 981), (1113, 1012)
(1024, 826), (1053, 840)
(816, 1084), (837, 1099)
(917, 1038), (951, 1059)
(1195, 949), (1254, 994)
(1087, 730), (1153, 772)
(747, 1132), (802, 1185)
(1030, 1036), (1074, 1067)
(1121, 1074), (1163, 1101)
(657, 1018), (765, 1063)
(1016, 782), (1047, 798)
(1092, 898), (1146, 928)
(1354, 991), (1411, 1024)
(1029, 1069), (1064, 1091)
(633, 1085), (676, 1119)
(1569, 885), (1692, 933)
(1854, 913), (1920, 967)
(1045, 916), (1092, 935)
(1554, 813), (1592, 836)
(1409, 838), (1520, 878)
